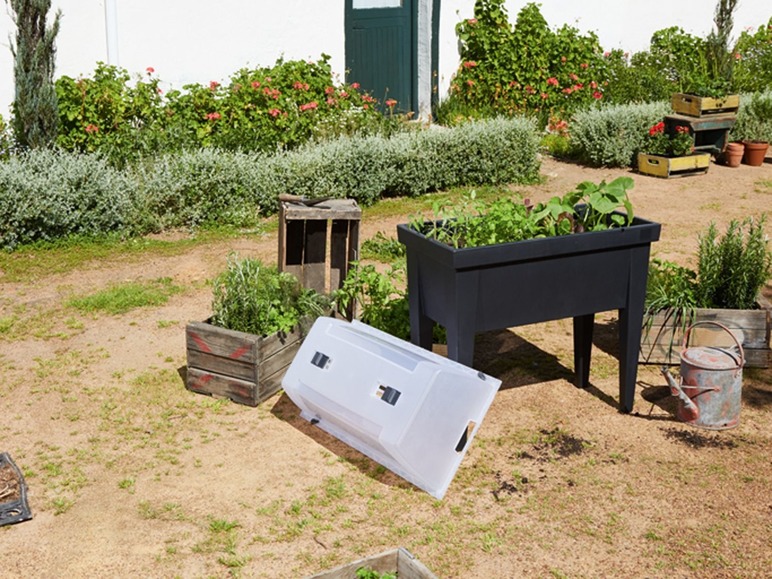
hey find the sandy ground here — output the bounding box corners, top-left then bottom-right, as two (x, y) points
(0, 155), (770, 578)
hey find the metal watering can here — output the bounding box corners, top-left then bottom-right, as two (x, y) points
(661, 321), (744, 430)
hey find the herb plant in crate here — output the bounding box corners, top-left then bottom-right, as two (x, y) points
(185, 256), (330, 406)
(637, 121), (711, 178)
(397, 177), (661, 413)
(641, 215), (772, 367)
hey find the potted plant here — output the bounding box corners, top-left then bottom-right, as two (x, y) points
(397, 177), (661, 413)
(185, 255), (330, 406)
(637, 121), (712, 178)
(641, 215), (772, 368)
(729, 91), (772, 166)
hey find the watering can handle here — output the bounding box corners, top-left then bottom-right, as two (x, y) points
(682, 321), (745, 367)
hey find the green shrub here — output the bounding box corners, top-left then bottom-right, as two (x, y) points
(211, 256), (329, 336)
(696, 216), (771, 310)
(731, 90), (772, 142)
(451, 1), (606, 121)
(733, 17), (772, 93)
(0, 149), (137, 249)
(0, 115), (13, 160)
(570, 101), (670, 167)
(133, 149), (268, 230)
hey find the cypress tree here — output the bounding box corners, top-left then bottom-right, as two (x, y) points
(7, 0), (62, 149)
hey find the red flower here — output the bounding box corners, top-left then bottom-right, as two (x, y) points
(385, 98), (397, 108)
(206, 112), (221, 121)
(299, 101), (318, 112)
(541, 92), (549, 99)
(467, 18), (477, 24)
(268, 108), (281, 117)
(560, 56), (567, 63)
(676, 126), (690, 134)
(326, 97), (337, 106)
(590, 80), (598, 89)
(362, 95), (376, 103)
(209, 81), (220, 90)
(593, 91), (603, 99)
(251, 81), (261, 89)
(547, 77), (559, 86)
(339, 90), (349, 98)
(562, 87), (573, 94)
(293, 81), (310, 91)
(467, 79), (475, 87)
(580, 62), (588, 69)
(85, 124), (99, 134)
(649, 121), (665, 136)
(325, 86), (335, 95)
(569, 73), (579, 81)
(350, 82), (360, 89)
(462, 61), (477, 69)
(145, 66), (155, 74)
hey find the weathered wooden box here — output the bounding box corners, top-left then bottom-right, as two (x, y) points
(637, 152), (711, 178)
(671, 93), (740, 117)
(307, 547), (437, 579)
(185, 317), (313, 406)
(640, 298), (771, 368)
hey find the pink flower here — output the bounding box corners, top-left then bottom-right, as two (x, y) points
(339, 90), (349, 98)
(265, 77), (272, 83)
(603, 51), (611, 58)
(547, 77), (559, 86)
(524, 85), (535, 94)
(85, 124), (99, 134)
(325, 86), (335, 95)
(734, 53), (742, 60)
(590, 80), (598, 89)
(466, 79), (475, 87)
(573, 83), (583, 90)
(462, 61), (477, 69)
(385, 98), (397, 108)
(541, 92), (549, 99)
(145, 66), (155, 74)
(467, 18), (477, 24)
(299, 101), (318, 112)
(268, 108), (281, 117)
(562, 87), (573, 94)
(363, 94), (376, 103)
(293, 81), (310, 91)
(251, 81), (261, 89)
(593, 91), (603, 99)
(350, 82), (360, 89)
(580, 62), (588, 69)
(569, 73), (579, 81)
(206, 112), (221, 121)
(326, 97), (337, 106)
(209, 81), (220, 90)
(561, 56), (567, 63)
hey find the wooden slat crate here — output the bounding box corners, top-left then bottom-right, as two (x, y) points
(640, 298), (771, 368)
(671, 93), (740, 117)
(185, 317), (313, 406)
(307, 547), (438, 579)
(637, 152), (711, 179)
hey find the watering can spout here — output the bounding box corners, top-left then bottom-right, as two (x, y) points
(660, 366), (700, 421)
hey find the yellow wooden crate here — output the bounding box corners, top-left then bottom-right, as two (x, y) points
(671, 93), (740, 117)
(637, 152), (711, 178)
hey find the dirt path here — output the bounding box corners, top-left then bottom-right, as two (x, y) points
(0, 156), (770, 578)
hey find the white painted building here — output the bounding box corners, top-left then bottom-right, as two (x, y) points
(0, 1), (769, 120)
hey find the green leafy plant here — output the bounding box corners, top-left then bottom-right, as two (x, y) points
(643, 122), (694, 157)
(210, 256), (329, 336)
(355, 567), (396, 579)
(412, 177), (634, 249)
(695, 215), (771, 310)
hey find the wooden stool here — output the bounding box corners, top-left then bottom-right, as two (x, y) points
(664, 113), (737, 156)
(278, 198), (361, 315)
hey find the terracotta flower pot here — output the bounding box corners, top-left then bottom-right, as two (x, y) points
(724, 141), (745, 168)
(742, 140), (769, 167)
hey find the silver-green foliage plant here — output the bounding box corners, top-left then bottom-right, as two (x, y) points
(210, 256), (329, 336)
(0, 149), (136, 249)
(696, 215), (771, 310)
(571, 101), (670, 167)
(730, 90), (772, 143)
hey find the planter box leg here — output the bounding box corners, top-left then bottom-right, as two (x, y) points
(574, 314), (594, 388)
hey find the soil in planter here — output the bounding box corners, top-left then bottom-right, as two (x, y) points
(0, 463), (21, 504)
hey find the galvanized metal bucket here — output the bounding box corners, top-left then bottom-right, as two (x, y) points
(661, 321), (744, 430)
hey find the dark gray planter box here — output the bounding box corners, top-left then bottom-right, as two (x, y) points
(397, 214), (661, 413)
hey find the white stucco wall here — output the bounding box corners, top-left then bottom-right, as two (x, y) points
(0, 1), (769, 119)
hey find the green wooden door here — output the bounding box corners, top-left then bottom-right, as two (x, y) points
(345, 0), (415, 113)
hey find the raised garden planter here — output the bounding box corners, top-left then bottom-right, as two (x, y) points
(671, 93), (740, 117)
(307, 547), (437, 579)
(397, 213), (661, 413)
(637, 152), (711, 178)
(185, 317), (313, 406)
(640, 297), (772, 368)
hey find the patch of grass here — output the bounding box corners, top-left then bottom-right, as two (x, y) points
(754, 178), (772, 194)
(67, 277), (183, 315)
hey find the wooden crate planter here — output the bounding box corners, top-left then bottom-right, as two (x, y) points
(185, 317), (313, 406)
(308, 547), (438, 579)
(637, 152), (711, 179)
(640, 297), (772, 368)
(671, 93), (740, 117)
